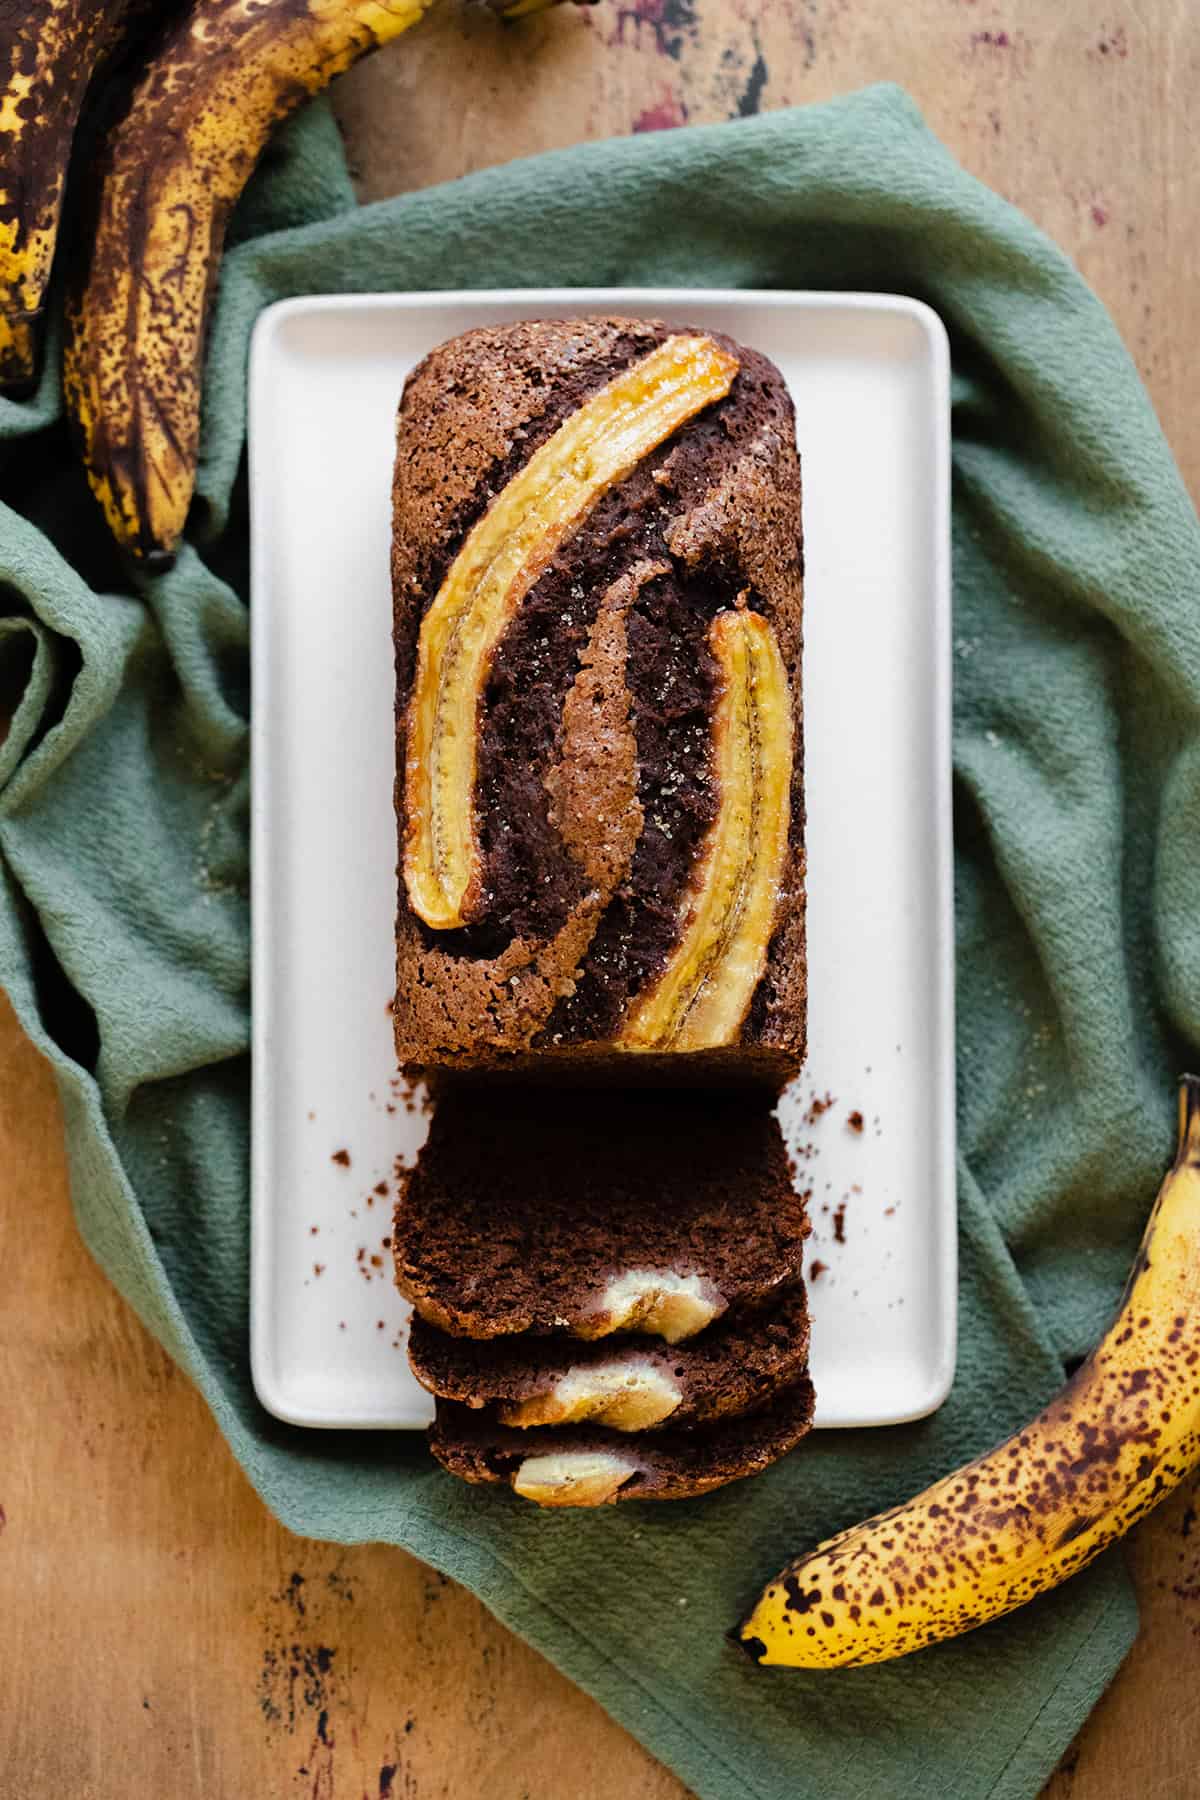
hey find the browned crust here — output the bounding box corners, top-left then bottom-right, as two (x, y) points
(392, 316), (805, 1082)
(544, 560), (660, 892)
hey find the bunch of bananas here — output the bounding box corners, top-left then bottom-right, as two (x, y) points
(737, 1074), (1200, 1667)
(0, 0), (584, 565)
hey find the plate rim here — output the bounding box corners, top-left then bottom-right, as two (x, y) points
(248, 285), (956, 1431)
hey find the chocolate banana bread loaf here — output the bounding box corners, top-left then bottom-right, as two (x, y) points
(391, 1088), (810, 1341)
(408, 1283), (811, 1431)
(429, 1374), (816, 1506)
(392, 316), (805, 1084)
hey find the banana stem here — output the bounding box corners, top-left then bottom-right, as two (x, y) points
(1177, 1074), (1200, 1169)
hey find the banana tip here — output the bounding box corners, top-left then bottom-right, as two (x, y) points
(139, 547), (177, 576)
(1178, 1073), (1200, 1162)
(727, 1624), (768, 1664)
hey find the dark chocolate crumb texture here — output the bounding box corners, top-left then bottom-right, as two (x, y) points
(391, 1087), (811, 1342)
(408, 1282), (811, 1431)
(392, 317), (805, 1083)
(429, 1374), (817, 1506)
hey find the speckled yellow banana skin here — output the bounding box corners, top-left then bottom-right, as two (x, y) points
(62, 0), (580, 563)
(0, 0), (131, 390)
(63, 0), (449, 564)
(737, 1074), (1200, 1669)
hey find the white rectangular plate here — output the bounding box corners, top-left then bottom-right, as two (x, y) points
(250, 288), (955, 1432)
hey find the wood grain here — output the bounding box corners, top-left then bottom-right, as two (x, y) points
(334, 0), (1200, 490)
(2, 2), (1199, 1795)
(0, 996), (687, 1800)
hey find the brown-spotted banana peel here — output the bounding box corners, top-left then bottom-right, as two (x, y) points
(63, 0), (446, 566)
(62, 0), (583, 565)
(736, 1074), (1200, 1668)
(0, 0), (133, 391)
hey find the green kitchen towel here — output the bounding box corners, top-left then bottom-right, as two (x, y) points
(2, 79), (1198, 1800)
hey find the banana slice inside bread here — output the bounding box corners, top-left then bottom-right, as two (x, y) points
(408, 1284), (812, 1432)
(430, 1376), (817, 1507)
(392, 1088), (810, 1341)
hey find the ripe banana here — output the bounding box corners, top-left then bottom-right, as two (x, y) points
(0, 0), (132, 391)
(737, 1073), (1200, 1668)
(63, 0), (448, 564)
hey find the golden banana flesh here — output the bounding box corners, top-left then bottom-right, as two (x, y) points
(737, 1074), (1200, 1669)
(619, 608), (793, 1051)
(63, 0), (439, 564)
(0, 0), (130, 390)
(403, 334), (740, 930)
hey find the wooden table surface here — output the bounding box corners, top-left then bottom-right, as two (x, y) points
(3, 2), (1200, 1795)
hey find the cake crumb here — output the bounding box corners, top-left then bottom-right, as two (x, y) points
(375, 1181), (389, 1197)
(313, 1263), (325, 1277)
(847, 1110), (864, 1133)
(331, 1148), (351, 1168)
(805, 1092), (836, 1124)
(809, 1259), (828, 1281)
(309, 1225), (319, 1236)
(833, 1203), (847, 1244)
